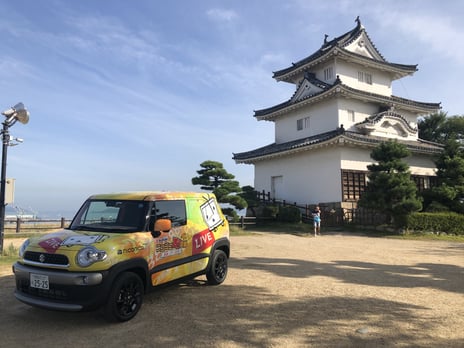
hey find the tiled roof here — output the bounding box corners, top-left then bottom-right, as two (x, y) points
(254, 81), (440, 119)
(272, 18), (417, 81)
(356, 110), (418, 133)
(303, 72), (331, 89)
(233, 129), (443, 163)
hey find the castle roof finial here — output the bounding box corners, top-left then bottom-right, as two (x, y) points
(355, 16), (361, 26)
(324, 34), (329, 44)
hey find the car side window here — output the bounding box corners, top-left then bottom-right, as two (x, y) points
(154, 200), (187, 227)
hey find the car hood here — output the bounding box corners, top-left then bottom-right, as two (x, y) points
(25, 229), (149, 253)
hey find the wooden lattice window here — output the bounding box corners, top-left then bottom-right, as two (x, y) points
(412, 175), (438, 192)
(342, 170), (367, 201)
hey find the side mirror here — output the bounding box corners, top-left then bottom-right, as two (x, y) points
(153, 219), (172, 235)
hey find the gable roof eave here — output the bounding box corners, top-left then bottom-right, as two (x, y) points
(340, 85), (441, 113)
(336, 49), (417, 79)
(254, 83), (341, 121)
(254, 83), (440, 121)
(233, 130), (344, 164)
(273, 46), (338, 82)
(272, 18), (368, 81)
(233, 130), (443, 164)
(273, 47), (417, 83)
(289, 72), (330, 103)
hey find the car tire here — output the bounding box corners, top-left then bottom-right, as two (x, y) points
(104, 271), (144, 322)
(206, 249), (228, 285)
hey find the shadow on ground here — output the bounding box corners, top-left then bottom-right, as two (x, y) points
(231, 256), (464, 295)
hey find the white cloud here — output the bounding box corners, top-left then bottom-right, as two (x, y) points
(206, 8), (238, 22)
(371, 11), (464, 65)
(0, 56), (37, 80)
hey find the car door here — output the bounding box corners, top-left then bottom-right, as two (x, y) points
(150, 199), (191, 285)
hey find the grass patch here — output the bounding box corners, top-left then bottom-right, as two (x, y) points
(4, 232), (48, 239)
(230, 225), (255, 236)
(386, 233), (464, 242)
(231, 221), (315, 236)
(0, 242), (19, 266)
(231, 221), (464, 242)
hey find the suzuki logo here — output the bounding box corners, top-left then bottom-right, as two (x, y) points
(39, 254), (46, 263)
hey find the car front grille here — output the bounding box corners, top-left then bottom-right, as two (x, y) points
(24, 251), (69, 266)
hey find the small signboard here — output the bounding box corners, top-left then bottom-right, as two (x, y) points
(5, 178), (15, 204)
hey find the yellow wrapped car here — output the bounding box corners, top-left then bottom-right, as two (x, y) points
(13, 192), (230, 321)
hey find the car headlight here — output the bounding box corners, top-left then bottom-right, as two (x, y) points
(19, 239), (30, 258)
(76, 246), (107, 267)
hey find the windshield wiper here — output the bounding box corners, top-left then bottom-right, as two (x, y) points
(71, 225), (101, 231)
(71, 224), (140, 232)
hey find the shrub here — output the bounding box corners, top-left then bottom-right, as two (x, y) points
(425, 201), (451, 212)
(405, 212), (464, 235)
(262, 205), (279, 218)
(222, 208), (239, 222)
(277, 206), (301, 223)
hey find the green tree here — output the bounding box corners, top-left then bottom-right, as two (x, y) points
(418, 111), (448, 143)
(358, 141), (422, 224)
(192, 160), (247, 211)
(238, 185), (260, 216)
(424, 139), (464, 213)
(440, 116), (464, 143)
(418, 112), (464, 143)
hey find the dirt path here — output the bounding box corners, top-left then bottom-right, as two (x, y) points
(1, 232), (463, 347)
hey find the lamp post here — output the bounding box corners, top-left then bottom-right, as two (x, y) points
(0, 103), (29, 255)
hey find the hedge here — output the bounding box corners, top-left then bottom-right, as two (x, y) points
(404, 212), (464, 235)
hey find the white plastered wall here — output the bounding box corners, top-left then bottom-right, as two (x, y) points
(254, 146), (343, 205)
(253, 145), (438, 206)
(274, 100), (339, 143)
(340, 146), (436, 174)
(337, 99), (378, 131)
(336, 60), (392, 96)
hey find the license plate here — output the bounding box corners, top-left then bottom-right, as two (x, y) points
(30, 273), (49, 290)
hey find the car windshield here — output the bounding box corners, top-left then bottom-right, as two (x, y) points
(69, 200), (150, 233)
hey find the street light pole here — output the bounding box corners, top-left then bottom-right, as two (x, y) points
(0, 121), (10, 254)
(0, 103), (29, 255)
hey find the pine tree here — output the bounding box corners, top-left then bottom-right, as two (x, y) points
(418, 112), (464, 144)
(418, 111), (448, 143)
(425, 139), (464, 213)
(358, 141), (422, 224)
(192, 160), (247, 210)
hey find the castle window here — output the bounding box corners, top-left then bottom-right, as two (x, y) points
(365, 73), (372, 84)
(324, 67), (333, 81)
(358, 71), (372, 85)
(347, 110), (355, 122)
(412, 175), (438, 192)
(342, 170), (367, 201)
(297, 116), (310, 131)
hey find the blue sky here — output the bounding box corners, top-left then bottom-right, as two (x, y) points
(1, 0), (463, 218)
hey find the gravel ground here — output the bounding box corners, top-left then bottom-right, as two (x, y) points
(1, 232), (463, 347)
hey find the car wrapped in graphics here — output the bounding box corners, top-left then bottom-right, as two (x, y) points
(13, 192), (230, 322)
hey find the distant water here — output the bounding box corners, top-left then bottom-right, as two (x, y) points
(37, 211), (76, 220)
(5, 206), (76, 220)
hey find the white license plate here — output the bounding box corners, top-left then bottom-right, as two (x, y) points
(30, 273), (49, 290)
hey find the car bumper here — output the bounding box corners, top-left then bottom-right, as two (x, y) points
(13, 262), (109, 311)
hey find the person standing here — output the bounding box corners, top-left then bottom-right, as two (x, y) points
(312, 206), (321, 236)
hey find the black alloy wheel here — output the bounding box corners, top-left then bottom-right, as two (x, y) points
(105, 271), (144, 322)
(206, 249), (228, 285)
